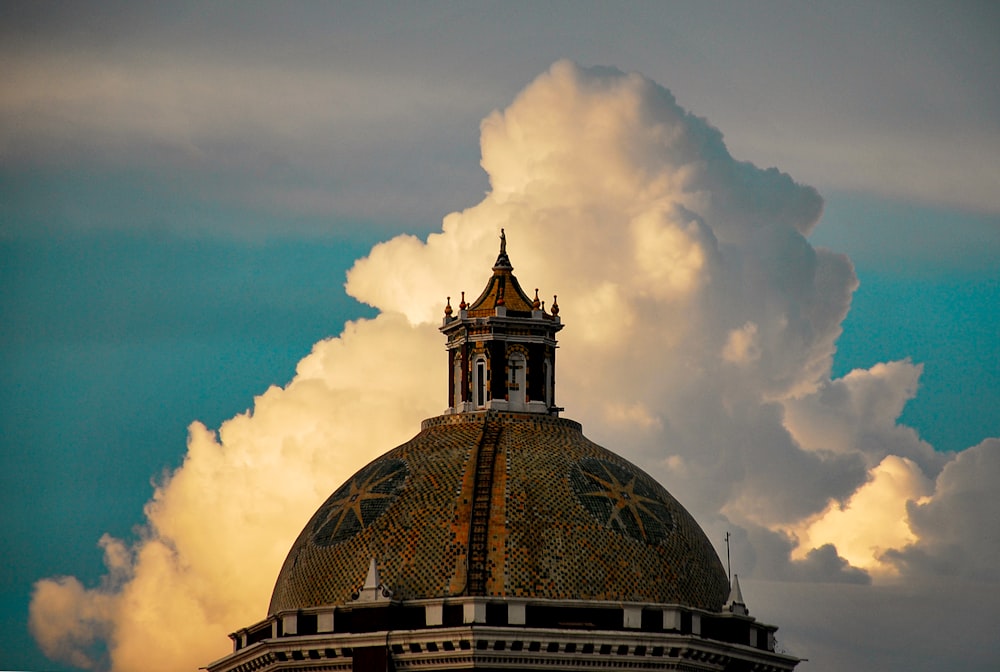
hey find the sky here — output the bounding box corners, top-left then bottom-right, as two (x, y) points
(1, 2), (999, 671)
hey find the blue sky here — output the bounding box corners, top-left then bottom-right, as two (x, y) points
(1, 3), (998, 670)
(813, 191), (999, 453)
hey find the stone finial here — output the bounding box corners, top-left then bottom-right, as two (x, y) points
(353, 558), (393, 603)
(725, 574), (748, 616)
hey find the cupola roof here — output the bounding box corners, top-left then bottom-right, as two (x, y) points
(464, 229), (536, 316)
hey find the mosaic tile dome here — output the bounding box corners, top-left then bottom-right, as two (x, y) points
(268, 411), (730, 615)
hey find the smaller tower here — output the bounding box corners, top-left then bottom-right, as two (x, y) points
(441, 230), (562, 414)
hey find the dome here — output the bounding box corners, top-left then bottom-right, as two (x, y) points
(269, 411), (729, 615)
(211, 233), (798, 672)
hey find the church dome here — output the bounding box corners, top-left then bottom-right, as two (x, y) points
(268, 231), (728, 616)
(269, 411), (729, 615)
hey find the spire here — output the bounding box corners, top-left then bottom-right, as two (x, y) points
(725, 574), (748, 616)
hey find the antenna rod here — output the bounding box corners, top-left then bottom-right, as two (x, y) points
(725, 531), (732, 586)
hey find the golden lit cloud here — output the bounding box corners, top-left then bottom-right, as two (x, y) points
(789, 455), (932, 574)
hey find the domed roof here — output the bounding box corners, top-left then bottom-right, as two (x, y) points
(268, 411), (729, 615)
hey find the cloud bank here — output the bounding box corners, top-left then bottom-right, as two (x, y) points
(30, 61), (999, 672)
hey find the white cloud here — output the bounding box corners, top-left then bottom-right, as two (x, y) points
(783, 359), (945, 475)
(29, 61), (1000, 671)
(885, 438), (1000, 580)
(29, 534), (124, 670)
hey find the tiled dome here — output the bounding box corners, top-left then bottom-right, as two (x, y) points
(268, 411), (729, 615)
(215, 236), (799, 672)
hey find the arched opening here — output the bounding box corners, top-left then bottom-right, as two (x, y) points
(474, 356), (487, 408)
(544, 357), (553, 408)
(453, 354), (463, 410)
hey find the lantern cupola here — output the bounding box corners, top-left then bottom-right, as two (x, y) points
(440, 230), (562, 414)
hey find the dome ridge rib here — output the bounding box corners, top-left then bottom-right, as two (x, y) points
(466, 414), (503, 595)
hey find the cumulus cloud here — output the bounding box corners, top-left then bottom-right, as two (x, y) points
(30, 61), (999, 670)
(783, 359), (946, 476)
(722, 321), (762, 365)
(789, 455), (932, 574)
(720, 524), (870, 586)
(884, 438), (1000, 580)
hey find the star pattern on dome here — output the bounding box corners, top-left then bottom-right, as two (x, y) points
(570, 458), (674, 546)
(312, 459), (408, 547)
